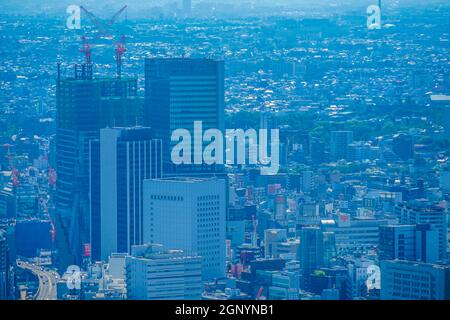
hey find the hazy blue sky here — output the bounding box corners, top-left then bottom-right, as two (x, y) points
(1, 0), (447, 16)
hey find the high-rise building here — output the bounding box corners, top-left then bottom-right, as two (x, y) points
(0, 228), (9, 300)
(322, 232), (337, 267)
(56, 66), (142, 268)
(0, 183), (16, 219)
(430, 95), (450, 140)
(330, 131), (353, 161)
(182, 0), (192, 15)
(380, 260), (450, 300)
(264, 229), (287, 258)
(440, 165), (450, 192)
(89, 127), (162, 261)
(0, 227), (14, 300)
(300, 171), (314, 193)
(125, 244), (202, 300)
(396, 200), (447, 261)
(143, 177), (226, 280)
(309, 138), (325, 164)
(144, 58), (224, 173)
(298, 227), (324, 290)
(392, 133), (414, 161)
(379, 224), (439, 263)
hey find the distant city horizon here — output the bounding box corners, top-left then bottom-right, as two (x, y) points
(2, 0), (448, 17)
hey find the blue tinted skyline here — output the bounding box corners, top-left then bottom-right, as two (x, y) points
(0, 0), (449, 302)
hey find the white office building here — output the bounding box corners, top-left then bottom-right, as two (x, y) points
(89, 127), (162, 261)
(125, 244), (202, 300)
(143, 177), (226, 280)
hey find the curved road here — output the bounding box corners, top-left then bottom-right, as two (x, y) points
(17, 260), (59, 300)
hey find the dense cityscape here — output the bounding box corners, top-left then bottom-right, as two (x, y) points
(1, 0), (450, 302)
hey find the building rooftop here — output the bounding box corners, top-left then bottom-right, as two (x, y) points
(430, 95), (450, 101)
(152, 177), (220, 183)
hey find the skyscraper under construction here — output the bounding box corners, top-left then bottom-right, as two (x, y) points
(54, 63), (142, 270)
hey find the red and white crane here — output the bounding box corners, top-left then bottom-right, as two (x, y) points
(80, 5), (128, 78)
(80, 36), (92, 64)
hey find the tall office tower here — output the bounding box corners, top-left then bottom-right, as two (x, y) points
(298, 133), (311, 157)
(0, 229), (9, 300)
(396, 200), (447, 261)
(0, 183), (15, 218)
(392, 133), (414, 161)
(56, 65), (142, 268)
(89, 127), (162, 261)
(309, 138), (325, 164)
(125, 244), (202, 300)
(379, 224), (439, 263)
(380, 260), (450, 300)
(440, 165), (450, 192)
(330, 131), (353, 161)
(143, 177), (226, 280)
(298, 227), (324, 290)
(144, 58), (224, 173)
(0, 227), (14, 300)
(322, 231), (337, 267)
(182, 0), (192, 15)
(300, 170), (314, 193)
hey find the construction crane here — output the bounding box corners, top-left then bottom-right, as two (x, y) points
(115, 35), (127, 78)
(80, 5), (128, 78)
(107, 5), (128, 27)
(80, 6), (112, 40)
(80, 36), (92, 64)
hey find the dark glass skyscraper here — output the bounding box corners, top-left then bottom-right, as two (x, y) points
(298, 227), (324, 290)
(144, 58), (225, 173)
(330, 131), (353, 162)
